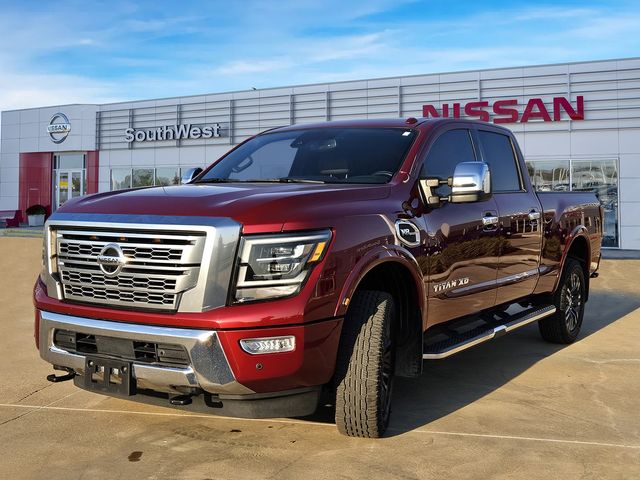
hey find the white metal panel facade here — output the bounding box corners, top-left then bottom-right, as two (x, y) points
(0, 104), (98, 211)
(1, 58), (639, 248)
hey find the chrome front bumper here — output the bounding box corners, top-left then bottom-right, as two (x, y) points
(38, 310), (254, 396)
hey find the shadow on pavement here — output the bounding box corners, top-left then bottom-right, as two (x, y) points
(304, 289), (640, 436)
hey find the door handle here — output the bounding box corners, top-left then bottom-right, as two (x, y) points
(482, 215), (499, 226)
(528, 210), (541, 221)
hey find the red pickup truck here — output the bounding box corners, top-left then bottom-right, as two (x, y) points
(35, 118), (602, 438)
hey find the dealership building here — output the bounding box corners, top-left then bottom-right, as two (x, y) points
(1, 57), (638, 249)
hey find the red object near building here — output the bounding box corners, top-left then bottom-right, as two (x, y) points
(34, 118), (602, 438)
(18, 151), (98, 221)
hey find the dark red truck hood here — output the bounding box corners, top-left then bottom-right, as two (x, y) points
(57, 183), (391, 233)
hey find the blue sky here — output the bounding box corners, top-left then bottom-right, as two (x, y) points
(1, 0), (639, 112)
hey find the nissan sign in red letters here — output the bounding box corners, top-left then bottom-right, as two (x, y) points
(422, 96), (584, 123)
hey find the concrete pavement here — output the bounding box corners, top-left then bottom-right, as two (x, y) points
(1, 237), (639, 479)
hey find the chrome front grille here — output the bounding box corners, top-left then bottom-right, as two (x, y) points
(60, 270), (177, 291)
(54, 227), (207, 311)
(121, 246), (182, 260)
(63, 284), (177, 307)
(59, 242), (184, 261)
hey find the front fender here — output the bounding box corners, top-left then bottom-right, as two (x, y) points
(333, 244), (425, 320)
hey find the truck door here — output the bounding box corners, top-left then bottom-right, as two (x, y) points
(474, 128), (542, 306)
(418, 127), (500, 327)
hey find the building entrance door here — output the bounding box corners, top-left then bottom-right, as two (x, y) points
(55, 169), (84, 208)
(52, 153), (87, 211)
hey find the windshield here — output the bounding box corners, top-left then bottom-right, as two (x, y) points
(196, 127), (417, 184)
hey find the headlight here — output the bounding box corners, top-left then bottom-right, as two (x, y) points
(233, 230), (332, 302)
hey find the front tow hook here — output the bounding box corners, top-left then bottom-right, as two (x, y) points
(170, 395), (193, 406)
(46, 368), (76, 383)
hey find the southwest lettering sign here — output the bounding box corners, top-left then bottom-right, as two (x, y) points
(124, 123), (222, 143)
(422, 96), (584, 124)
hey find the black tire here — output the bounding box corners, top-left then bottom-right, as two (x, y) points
(538, 258), (586, 344)
(334, 290), (395, 438)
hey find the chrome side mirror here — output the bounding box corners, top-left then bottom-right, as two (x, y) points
(419, 161), (491, 207)
(449, 162), (491, 203)
(181, 167), (203, 184)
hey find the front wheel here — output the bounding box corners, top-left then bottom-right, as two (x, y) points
(538, 258), (586, 344)
(334, 290), (395, 438)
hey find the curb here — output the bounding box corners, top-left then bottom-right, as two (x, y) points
(0, 229), (43, 238)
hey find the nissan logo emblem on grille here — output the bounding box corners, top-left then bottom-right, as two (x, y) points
(97, 243), (127, 276)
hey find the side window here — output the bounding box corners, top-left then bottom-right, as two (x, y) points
(478, 130), (522, 192)
(421, 129), (476, 196)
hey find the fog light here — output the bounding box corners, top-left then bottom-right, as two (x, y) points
(239, 336), (296, 354)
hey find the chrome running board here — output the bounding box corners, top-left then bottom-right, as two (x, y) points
(423, 305), (557, 360)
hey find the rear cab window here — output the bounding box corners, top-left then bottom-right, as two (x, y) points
(421, 129), (476, 196)
(477, 130), (523, 192)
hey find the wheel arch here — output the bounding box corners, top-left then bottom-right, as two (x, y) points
(336, 247), (425, 377)
(557, 227), (591, 301)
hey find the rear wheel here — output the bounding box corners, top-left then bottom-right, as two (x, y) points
(334, 290), (395, 438)
(538, 258), (586, 344)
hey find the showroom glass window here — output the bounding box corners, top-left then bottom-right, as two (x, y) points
(110, 166), (203, 190)
(526, 160), (571, 192)
(54, 153), (85, 170)
(526, 158), (619, 247)
(571, 159), (619, 248)
(155, 167), (181, 186)
(132, 168), (154, 188)
(111, 168), (132, 190)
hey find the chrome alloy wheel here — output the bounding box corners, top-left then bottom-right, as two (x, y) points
(563, 272), (583, 331)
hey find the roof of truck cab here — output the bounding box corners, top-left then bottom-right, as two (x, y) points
(268, 117), (507, 133)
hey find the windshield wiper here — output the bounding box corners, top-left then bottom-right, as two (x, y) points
(196, 177), (327, 184)
(234, 178), (327, 184)
(194, 178), (235, 183)
(278, 177), (326, 184)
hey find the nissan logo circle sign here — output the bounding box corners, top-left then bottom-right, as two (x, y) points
(47, 113), (72, 144)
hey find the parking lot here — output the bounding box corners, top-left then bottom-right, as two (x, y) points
(1, 236), (639, 479)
